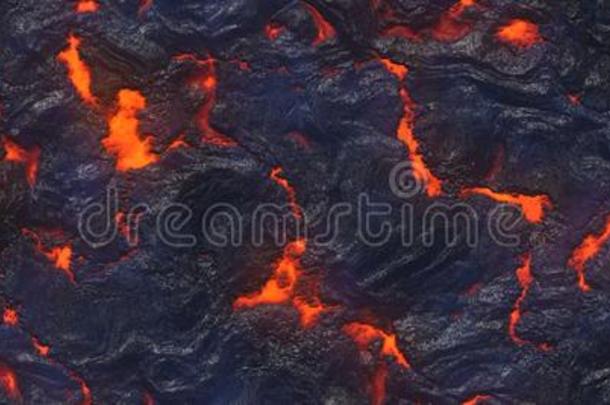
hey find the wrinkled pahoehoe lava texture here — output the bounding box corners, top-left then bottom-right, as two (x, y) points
(1, 0), (610, 404)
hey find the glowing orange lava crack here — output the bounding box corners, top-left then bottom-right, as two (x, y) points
(3, 308), (18, 327)
(568, 214), (610, 292)
(343, 322), (410, 405)
(303, 2), (336, 46)
(496, 19), (542, 48)
(462, 394), (491, 405)
(57, 34), (96, 104)
(377, 58), (444, 197)
(2, 137), (40, 188)
(270, 166), (303, 220)
(76, 0), (99, 13)
(175, 54), (237, 147)
(22, 229), (75, 283)
(102, 89), (159, 171)
(432, 0), (477, 42)
(508, 253), (550, 350)
(0, 365), (20, 401)
(460, 187), (552, 224)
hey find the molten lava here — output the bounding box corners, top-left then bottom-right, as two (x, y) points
(431, 0), (477, 42)
(379, 58), (408, 82)
(370, 362), (388, 405)
(2, 137), (40, 188)
(265, 23), (285, 41)
(22, 229), (75, 283)
(102, 89), (159, 171)
(460, 187), (552, 224)
(397, 88), (444, 197)
(343, 322), (411, 368)
(234, 240), (306, 308)
(0, 365), (20, 401)
(270, 166), (303, 220)
(3, 308), (18, 326)
(568, 214), (610, 292)
(343, 322), (410, 405)
(377, 58), (443, 197)
(76, 0), (99, 13)
(508, 253), (549, 350)
(57, 35), (96, 104)
(496, 19), (542, 48)
(462, 394), (491, 405)
(303, 2), (336, 46)
(32, 337), (50, 357)
(139, 0), (153, 16)
(176, 54), (237, 147)
(292, 295), (327, 329)
(167, 133), (189, 151)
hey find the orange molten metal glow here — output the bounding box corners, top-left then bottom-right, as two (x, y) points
(462, 394), (491, 405)
(377, 57), (443, 197)
(431, 0), (476, 42)
(270, 166), (303, 220)
(496, 19), (542, 48)
(102, 89), (159, 171)
(22, 229), (75, 283)
(568, 214), (610, 292)
(57, 35), (96, 104)
(139, 0), (153, 15)
(76, 0), (99, 13)
(292, 296), (326, 329)
(0, 365), (20, 400)
(397, 88), (443, 197)
(303, 2), (336, 45)
(2, 137), (40, 187)
(32, 337), (50, 357)
(344, 322), (410, 405)
(343, 322), (410, 368)
(176, 55), (238, 147)
(508, 254), (532, 346)
(379, 58), (408, 82)
(265, 23), (284, 41)
(234, 240), (306, 308)
(460, 187), (552, 224)
(371, 362), (388, 405)
(3, 308), (18, 326)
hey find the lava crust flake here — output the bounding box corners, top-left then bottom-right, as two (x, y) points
(0, 0), (609, 404)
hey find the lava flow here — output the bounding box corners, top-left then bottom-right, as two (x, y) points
(462, 394), (491, 405)
(303, 2), (336, 46)
(0, 365), (20, 401)
(496, 19), (542, 48)
(270, 166), (303, 220)
(460, 187), (552, 224)
(2, 137), (40, 188)
(378, 58), (444, 197)
(508, 253), (549, 350)
(265, 23), (285, 41)
(343, 322), (410, 405)
(431, 0), (477, 42)
(102, 89), (159, 171)
(3, 308), (18, 327)
(175, 54), (237, 147)
(234, 239), (305, 308)
(76, 0), (99, 13)
(22, 229), (75, 284)
(57, 34), (96, 104)
(32, 337), (50, 357)
(568, 214), (610, 292)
